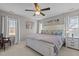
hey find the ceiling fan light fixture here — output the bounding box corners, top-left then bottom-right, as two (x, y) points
(35, 11), (40, 15)
(25, 3), (50, 16)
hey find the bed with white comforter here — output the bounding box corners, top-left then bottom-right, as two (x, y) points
(26, 33), (64, 56)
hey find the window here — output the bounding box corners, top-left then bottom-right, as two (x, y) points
(8, 19), (16, 36)
(66, 16), (79, 38)
(68, 16), (78, 28)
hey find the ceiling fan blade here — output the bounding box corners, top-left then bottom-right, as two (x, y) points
(40, 12), (45, 16)
(41, 7), (50, 11)
(25, 9), (34, 11)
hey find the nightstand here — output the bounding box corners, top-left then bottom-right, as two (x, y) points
(66, 37), (79, 50)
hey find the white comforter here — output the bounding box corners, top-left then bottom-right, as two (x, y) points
(27, 33), (64, 55)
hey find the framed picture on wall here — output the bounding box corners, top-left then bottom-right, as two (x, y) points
(26, 21), (34, 29)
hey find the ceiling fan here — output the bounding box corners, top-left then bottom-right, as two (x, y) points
(25, 3), (50, 16)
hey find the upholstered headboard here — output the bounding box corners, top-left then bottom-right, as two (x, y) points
(41, 30), (63, 36)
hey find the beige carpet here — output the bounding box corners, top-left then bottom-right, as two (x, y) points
(0, 41), (79, 56)
(59, 47), (79, 56)
(0, 42), (41, 56)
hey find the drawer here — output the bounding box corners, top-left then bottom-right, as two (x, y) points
(66, 41), (74, 48)
(67, 38), (79, 42)
(67, 40), (78, 45)
(66, 40), (79, 49)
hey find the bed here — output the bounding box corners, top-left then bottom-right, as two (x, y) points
(26, 30), (64, 56)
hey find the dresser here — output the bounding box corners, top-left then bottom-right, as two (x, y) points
(66, 37), (79, 49)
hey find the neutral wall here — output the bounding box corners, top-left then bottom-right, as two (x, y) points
(0, 10), (37, 42)
(19, 18), (37, 41)
(39, 9), (79, 37)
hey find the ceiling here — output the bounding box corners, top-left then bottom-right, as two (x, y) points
(0, 3), (79, 20)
